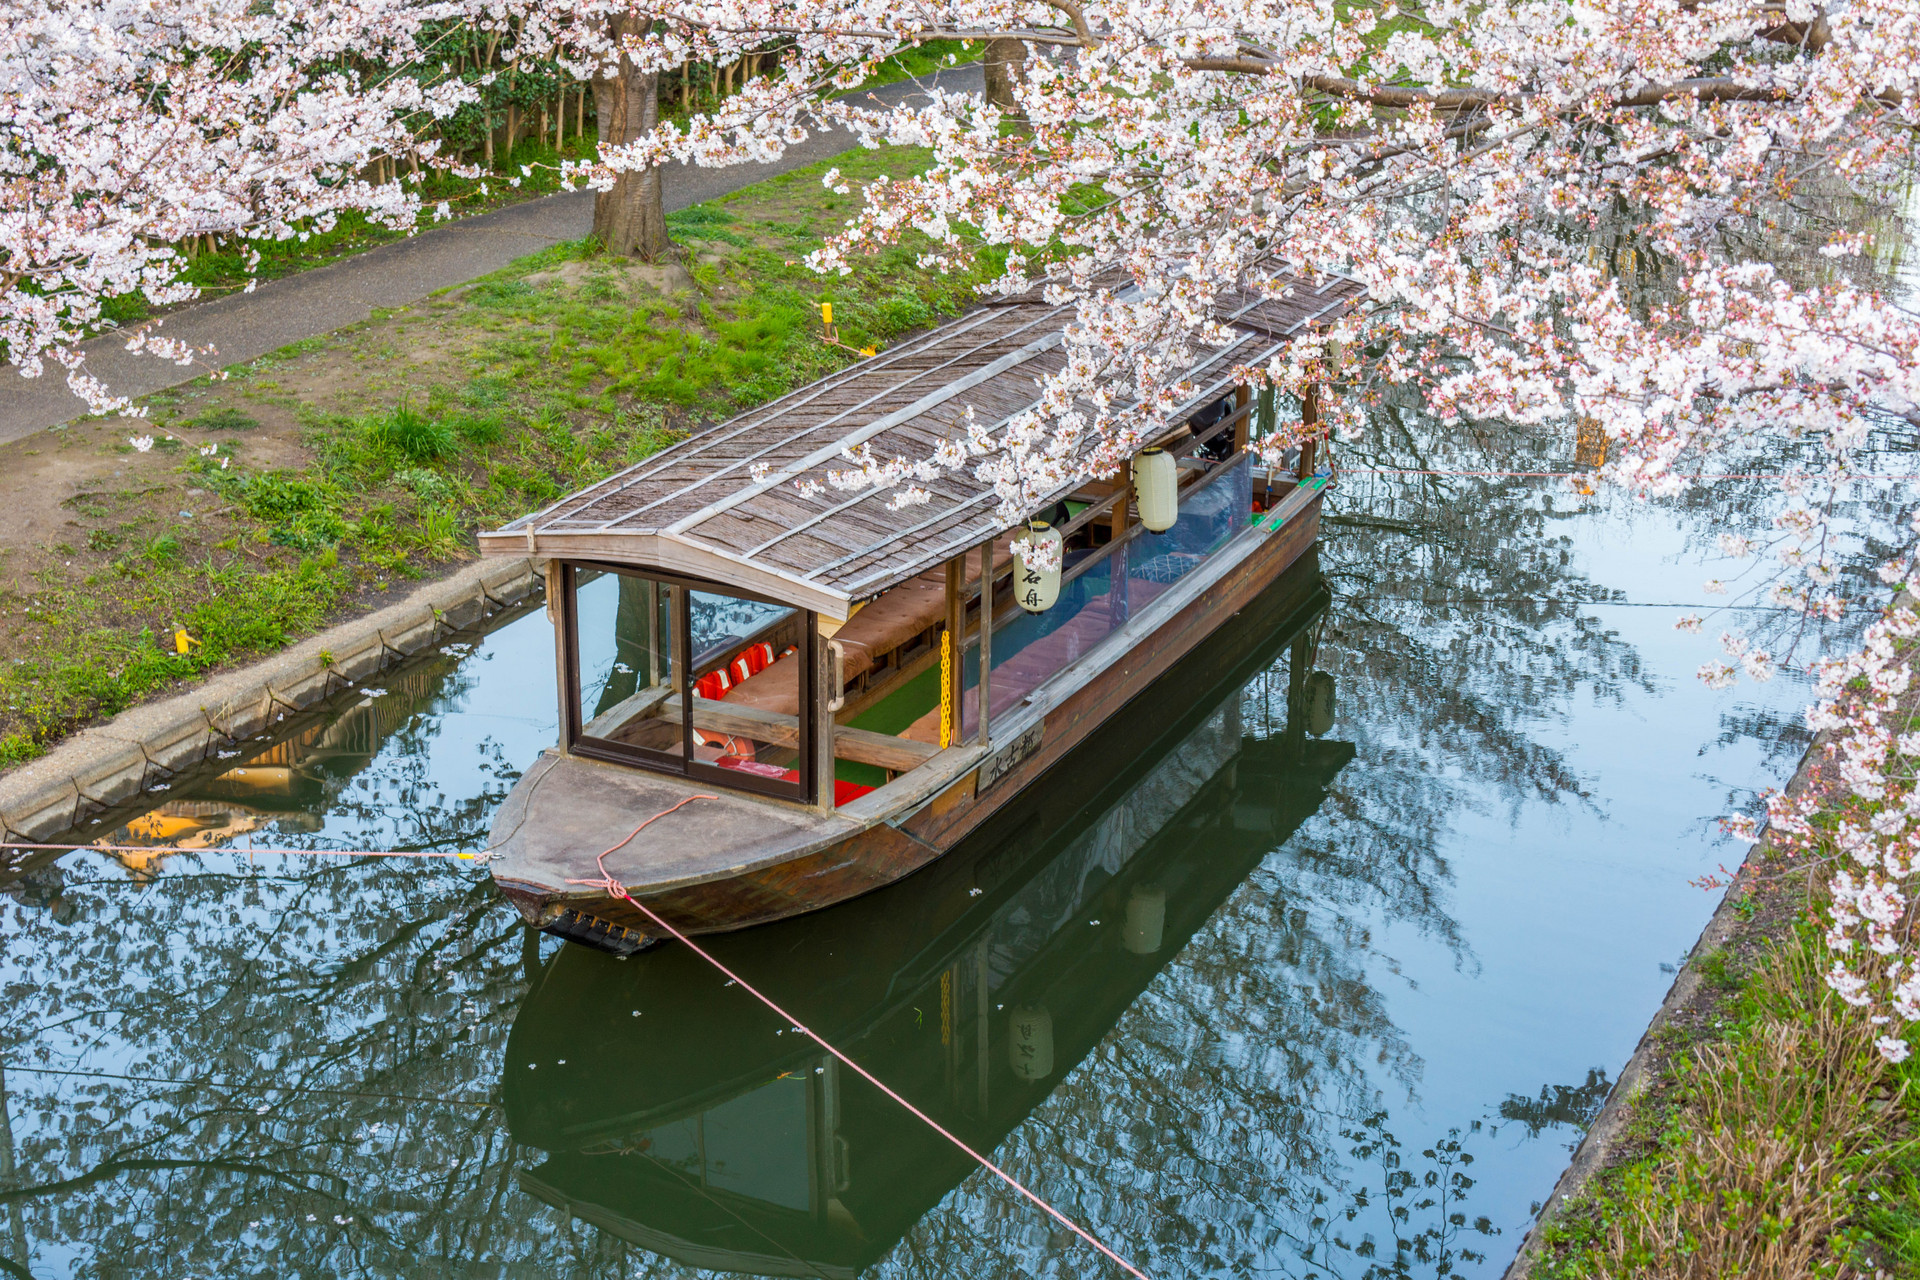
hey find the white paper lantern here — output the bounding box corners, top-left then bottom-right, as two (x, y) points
(1133, 448), (1178, 533)
(1122, 884), (1166, 955)
(1008, 1005), (1054, 1080)
(1012, 520), (1062, 613)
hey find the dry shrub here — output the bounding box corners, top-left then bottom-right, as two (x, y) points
(1585, 933), (1895, 1279)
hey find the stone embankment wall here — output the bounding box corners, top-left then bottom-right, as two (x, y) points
(0, 557), (538, 843)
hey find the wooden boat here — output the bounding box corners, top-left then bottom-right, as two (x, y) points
(500, 570), (1351, 1274)
(478, 275), (1363, 952)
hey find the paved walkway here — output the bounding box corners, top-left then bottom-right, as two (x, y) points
(0, 67), (982, 445)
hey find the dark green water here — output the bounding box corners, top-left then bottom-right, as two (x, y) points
(1, 413), (1911, 1278)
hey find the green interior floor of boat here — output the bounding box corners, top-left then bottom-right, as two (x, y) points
(836, 665), (942, 791)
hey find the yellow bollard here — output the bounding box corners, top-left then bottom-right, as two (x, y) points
(820, 301), (833, 326)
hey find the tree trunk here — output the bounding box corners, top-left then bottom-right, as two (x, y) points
(983, 37), (1029, 111)
(590, 16), (669, 259)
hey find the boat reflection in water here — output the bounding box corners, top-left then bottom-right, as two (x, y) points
(0, 645), (490, 922)
(503, 557), (1351, 1278)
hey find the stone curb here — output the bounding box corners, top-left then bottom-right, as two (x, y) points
(1502, 724), (1830, 1277)
(0, 557), (539, 842)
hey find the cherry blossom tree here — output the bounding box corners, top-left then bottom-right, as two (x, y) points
(0, 0), (485, 412)
(564, 0), (1920, 1052)
(9, 0), (1920, 1047)
(0, 0), (682, 415)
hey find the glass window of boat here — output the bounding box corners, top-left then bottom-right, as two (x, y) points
(1124, 452), (1251, 610)
(575, 568), (684, 762)
(960, 451), (1254, 739)
(567, 565), (813, 801)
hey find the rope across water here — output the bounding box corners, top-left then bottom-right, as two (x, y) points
(15, 790), (1149, 1271)
(565, 795), (1154, 1280)
(2, 840), (487, 860)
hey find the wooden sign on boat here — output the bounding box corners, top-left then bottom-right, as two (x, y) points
(476, 273), (1364, 951)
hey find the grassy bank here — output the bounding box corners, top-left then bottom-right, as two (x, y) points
(1536, 805), (1920, 1275)
(95, 45), (983, 332)
(0, 146), (994, 769)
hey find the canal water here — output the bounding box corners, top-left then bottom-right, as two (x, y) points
(4, 423), (1909, 1280)
(3, 298), (1916, 1276)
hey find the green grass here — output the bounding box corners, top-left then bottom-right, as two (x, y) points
(1536, 890), (1920, 1279)
(0, 555), (346, 768)
(452, 148), (992, 419)
(0, 145), (1001, 768)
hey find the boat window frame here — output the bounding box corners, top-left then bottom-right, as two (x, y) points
(557, 559), (817, 804)
(952, 439), (1256, 742)
(1062, 442), (1251, 591)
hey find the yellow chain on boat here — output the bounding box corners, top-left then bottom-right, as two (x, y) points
(939, 629), (954, 749)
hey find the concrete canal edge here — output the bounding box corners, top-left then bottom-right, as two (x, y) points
(1501, 723), (1829, 1278)
(0, 557), (539, 842)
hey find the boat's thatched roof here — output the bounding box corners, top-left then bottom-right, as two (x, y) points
(479, 273), (1364, 615)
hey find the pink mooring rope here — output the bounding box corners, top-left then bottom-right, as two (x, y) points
(566, 796), (1154, 1280)
(2, 840), (483, 860)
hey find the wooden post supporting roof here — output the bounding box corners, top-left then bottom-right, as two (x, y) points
(941, 556), (964, 747)
(1299, 383), (1321, 481)
(813, 621), (835, 811)
(977, 538), (993, 745)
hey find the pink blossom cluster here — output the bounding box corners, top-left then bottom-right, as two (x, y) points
(545, 0), (1920, 524)
(11, 0), (1920, 1043)
(1741, 531), (1920, 1060)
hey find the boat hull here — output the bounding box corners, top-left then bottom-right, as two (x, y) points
(490, 490), (1325, 950)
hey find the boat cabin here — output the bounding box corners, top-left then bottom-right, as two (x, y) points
(480, 276), (1362, 817)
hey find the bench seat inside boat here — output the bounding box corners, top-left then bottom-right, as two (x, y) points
(722, 538), (1014, 721)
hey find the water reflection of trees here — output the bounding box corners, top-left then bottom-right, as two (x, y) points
(857, 557), (1628, 1280)
(0, 581), (1503, 1280)
(4, 376), (1903, 1280)
(0, 483), (1647, 1280)
(0, 646), (553, 1280)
